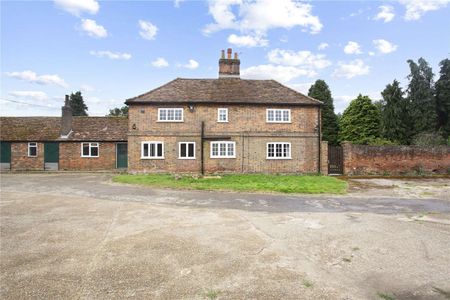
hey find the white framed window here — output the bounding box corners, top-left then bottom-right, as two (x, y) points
(210, 141), (236, 158)
(158, 108), (183, 122)
(266, 109), (291, 123)
(28, 142), (38, 157)
(217, 108), (228, 122)
(179, 142), (196, 159)
(141, 141), (164, 159)
(267, 142), (291, 159)
(81, 142), (99, 157)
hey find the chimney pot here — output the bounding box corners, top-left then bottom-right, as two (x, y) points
(234, 52), (238, 59)
(221, 50), (225, 59)
(227, 48), (232, 59)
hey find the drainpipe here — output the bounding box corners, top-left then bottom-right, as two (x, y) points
(201, 121), (204, 175)
(318, 106), (322, 175)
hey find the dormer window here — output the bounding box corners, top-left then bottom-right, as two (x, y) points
(158, 108), (183, 122)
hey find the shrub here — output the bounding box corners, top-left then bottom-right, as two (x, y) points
(412, 132), (446, 146)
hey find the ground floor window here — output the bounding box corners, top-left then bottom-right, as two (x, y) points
(142, 141), (164, 159)
(267, 142), (291, 159)
(81, 142), (99, 157)
(179, 142), (195, 159)
(28, 142), (37, 157)
(210, 141), (235, 158)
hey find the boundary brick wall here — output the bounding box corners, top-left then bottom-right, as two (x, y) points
(342, 142), (450, 175)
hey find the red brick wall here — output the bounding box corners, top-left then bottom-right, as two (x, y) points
(128, 103), (322, 174)
(11, 142), (44, 171)
(342, 142), (450, 175)
(59, 142), (117, 171)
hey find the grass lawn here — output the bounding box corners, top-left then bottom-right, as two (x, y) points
(113, 174), (348, 194)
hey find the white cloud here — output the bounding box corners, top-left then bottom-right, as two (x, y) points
(54, 0), (99, 16)
(227, 34), (268, 47)
(180, 59), (199, 69)
(267, 49), (331, 69)
(333, 59), (370, 79)
(151, 57), (169, 68)
(174, 0), (185, 7)
(344, 41), (362, 54)
(334, 95), (354, 113)
(80, 84), (95, 92)
(89, 50), (132, 60)
(399, 0), (450, 21)
(139, 20), (158, 40)
(5, 70), (68, 87)
(318, 42), (329, 50)
(8, 91), (49, 101)
(368, 51), (375, 56)
(203, 0), (322, 37)
(241, 64), (316, 83)
(286, 82), (314, 94)
(373, 5), (395, 22)
(80, 19), (107, 38)
(373, 39), (398, 54)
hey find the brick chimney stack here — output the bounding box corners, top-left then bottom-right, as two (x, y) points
(219, 48), (240, 78)
(60, 94), (73, 138)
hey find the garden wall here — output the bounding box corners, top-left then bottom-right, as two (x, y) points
(342, 142), (450, 175)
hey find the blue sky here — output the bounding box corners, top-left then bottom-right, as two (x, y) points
(1, 0), (449, 116)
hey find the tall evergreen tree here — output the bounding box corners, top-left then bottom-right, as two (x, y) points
(69, 91), (88, 116)
(380, 80), (409, 144)
(308, 79), (339, 145)
(339, 94), (380, 144)
(435, 58), (450, 138)
(406, 58), (436, 136)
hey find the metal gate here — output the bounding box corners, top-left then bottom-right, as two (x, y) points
(328, 145), (343, 175)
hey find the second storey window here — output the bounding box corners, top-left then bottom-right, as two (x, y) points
(28, 142), (37, 157)
(267, 109), (291, 123)
(141, 141), (164, 159)
(158, 108), (183, 122)
(211, 141), (235, 158)
(179, 142), (195, 159)
(217, 108), (228, 122)
(267, 142), (291, 159)
(81, 142), (99, 157)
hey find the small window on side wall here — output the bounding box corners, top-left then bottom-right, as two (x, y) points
(28, 142), (37, 157)
(217, 108), (228, 122)
(141, 141), (164, 159)
(81, 142), (99, 157)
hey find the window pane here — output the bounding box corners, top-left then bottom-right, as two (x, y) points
(157, 143), (163, 157)
(143, 144), (149, 157)
(283, 110), (289, 121)
(29, 145), (37, 156)
(188, 143), (194, 157)
(82, 143), (90, 156)
(228, 143), (234, 156)
(175, 109), (182, 120)
(168, 109), (174, 120)
(160, 109), (166, 120)
(268, 110), (274, 121)
(285, 144), (290, 157)
(91, 145), (99, 157)
(212, 143), (218, 156)
(149, 144), (155, 157)
(276, 144), (282, 157)
(268, 144), (274, 157)
(180, 143), (186, 157)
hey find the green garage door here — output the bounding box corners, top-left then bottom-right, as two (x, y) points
(1, 142), (11, 170)
(44, 142), (59, 170)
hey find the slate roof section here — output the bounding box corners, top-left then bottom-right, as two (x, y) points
(126, 78), (322, 106)
(0, 117), (128, 142)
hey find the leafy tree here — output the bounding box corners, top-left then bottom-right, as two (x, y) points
(69, 91), (88, 116)
(108, 105), (128, 117)
(339, 94), (381, 144)
(435, 58), (450, 138)
(406, 58), (436, 136)
(308, 79), (339, 145)
(380, 80), (410, 144)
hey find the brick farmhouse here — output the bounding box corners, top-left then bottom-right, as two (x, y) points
(1, 49), (327, 174)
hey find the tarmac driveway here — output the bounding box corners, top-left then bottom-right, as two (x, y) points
(1, 173), (450, 299)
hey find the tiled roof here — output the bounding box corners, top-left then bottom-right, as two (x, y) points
(0, 117), (127, 142)
(126, 78), (322, 106)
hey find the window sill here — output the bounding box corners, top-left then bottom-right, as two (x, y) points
(266, 157), (292, 160)
(210, 156), (236, 159)
(178, 157), (196, 160)
(81, 156), (99, 158)
(266, 121), (292, 124)
(141, 157), (165, 160)
(156, 120), (184, 123)
(217, 121), (229, 123)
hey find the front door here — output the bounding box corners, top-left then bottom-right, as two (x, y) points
(0, 142), (11, 170)
(116, 143), (128, 169)
(44, 142), (59, 170)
